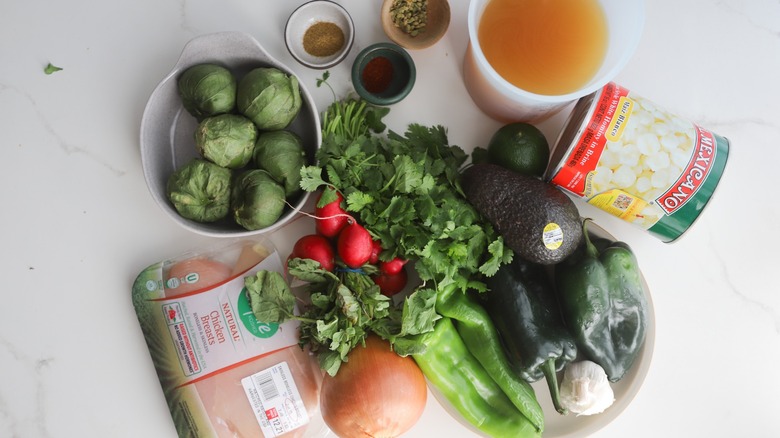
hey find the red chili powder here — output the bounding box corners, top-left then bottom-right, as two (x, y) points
(361, 56), (394, 94)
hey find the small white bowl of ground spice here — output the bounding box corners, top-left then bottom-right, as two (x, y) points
(285, 0), (355, 69)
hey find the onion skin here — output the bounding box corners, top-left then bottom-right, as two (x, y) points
(320, 335), (427, 438)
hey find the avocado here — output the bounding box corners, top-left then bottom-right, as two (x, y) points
(462, 163), (582, 265)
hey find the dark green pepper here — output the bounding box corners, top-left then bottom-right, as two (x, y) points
(483, 257), (577, 414)
(554, 219), (649, 382)
(412, 317), (541, 438)
(436, 285), (545, 432)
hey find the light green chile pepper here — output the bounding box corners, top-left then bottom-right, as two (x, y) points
(413, 318), (541, 438)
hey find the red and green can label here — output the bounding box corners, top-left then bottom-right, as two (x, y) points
(549, 82), (729, 242)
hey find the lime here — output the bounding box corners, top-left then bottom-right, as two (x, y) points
(487, 122), (550, 178)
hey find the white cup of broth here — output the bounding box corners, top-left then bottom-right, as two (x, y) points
(463, 0), (645, 123)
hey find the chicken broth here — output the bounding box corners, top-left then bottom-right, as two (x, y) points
(478, 0), (608, 96)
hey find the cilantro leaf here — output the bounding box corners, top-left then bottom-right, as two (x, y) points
(300, 166), (328, 192)
(365, 106), (390, 133)
(478, 236), (514, 278)
(345, 190), (374, 212)
(417, 174), (436, 195)
(392, 155), (424, 193)
(317, 186), (340, 208)
(44, 63), (63, 75)
(400, 288), (441, 335)
(316, 70), (330, 87)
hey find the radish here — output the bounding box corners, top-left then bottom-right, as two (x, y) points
(368, 239), (383, 265)
(337, 222), (373, 268)
(380, 257), (407, 275)
(373, 267), (408, 296)
(315, 191), (350, 238)
(292, 234), (336, 271)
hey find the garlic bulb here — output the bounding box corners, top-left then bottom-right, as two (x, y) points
(559, 360), (615, 416)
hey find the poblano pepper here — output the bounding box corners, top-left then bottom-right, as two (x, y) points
(412, 318), (541, 438)
(436, 285), (545, 432)
(482, 257), (577, 415)
(554, 220), (649, 382)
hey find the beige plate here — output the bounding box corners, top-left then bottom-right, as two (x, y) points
(381, 0), (451, 50)
(429, 221), (656, 437)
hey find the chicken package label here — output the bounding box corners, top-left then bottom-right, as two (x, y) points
(242, 362), (309, 438)
(132, 240), (324, 438)
(136, 251), (299, 385)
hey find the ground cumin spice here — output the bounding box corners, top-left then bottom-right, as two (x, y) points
(361, 56), (394, 94)
(303, 21), (345, 57)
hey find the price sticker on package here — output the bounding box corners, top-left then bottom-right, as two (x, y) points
(241, 362), (309, 437)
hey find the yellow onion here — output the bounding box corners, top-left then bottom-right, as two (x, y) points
(320, 335), (427, 438)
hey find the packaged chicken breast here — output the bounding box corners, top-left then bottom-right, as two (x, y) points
(131, 237), (329, 438)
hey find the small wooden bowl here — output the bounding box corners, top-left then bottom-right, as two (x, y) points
(381, 0), (451, 50)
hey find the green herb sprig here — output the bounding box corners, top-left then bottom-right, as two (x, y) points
(245, 259), (440, 376)
(44, 63), (63, 75)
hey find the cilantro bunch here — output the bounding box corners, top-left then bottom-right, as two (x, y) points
(301, 98), (513, 293)
(245, 96), (512, 376)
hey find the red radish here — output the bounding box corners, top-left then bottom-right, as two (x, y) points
(380, 257), (407, 275)
(315, 191), (350, 238)
(292, 234), (336, 271)
(337, 222), (373, 268)
(373, 267), (408, 296)
(368, 240), (383, 265)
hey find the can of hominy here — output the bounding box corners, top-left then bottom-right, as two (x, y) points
(545, 82), (729, 242)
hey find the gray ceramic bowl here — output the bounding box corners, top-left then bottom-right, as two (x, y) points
(139, 32), (321, 237)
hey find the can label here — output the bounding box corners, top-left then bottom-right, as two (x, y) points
(655, 125), (717, 214)
(549, 82), (729, 242)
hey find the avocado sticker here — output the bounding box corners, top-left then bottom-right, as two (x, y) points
(542, 223), (564, 250)
(237, 288), (278, 338)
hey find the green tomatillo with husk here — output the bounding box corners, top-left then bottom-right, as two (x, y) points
(237, 67), (301, 131)
(177, 64), (236, 120)
(230, 169), (286, 230)
(195, 114), (257, 169)
(166, 158), (232, 223)
(253, 130), (306, 197)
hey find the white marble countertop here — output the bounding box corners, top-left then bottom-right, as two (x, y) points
(2, 0), (779, 437)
